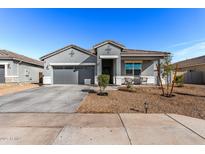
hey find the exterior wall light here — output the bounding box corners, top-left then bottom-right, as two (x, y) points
(7, 64), (11, 69)
(144, 101), (148, 113)
(46, 64), (50, 70)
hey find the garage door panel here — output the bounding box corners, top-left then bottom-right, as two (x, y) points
(0, 65), (5, 83)
(53, 66), (94, 84)
(53, 68), (78, 84)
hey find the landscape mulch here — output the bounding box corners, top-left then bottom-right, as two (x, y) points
(77, 85), (205, 120)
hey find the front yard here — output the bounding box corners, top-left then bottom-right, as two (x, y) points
(0, 83), (39, 96)
(77, 84), (205, 120)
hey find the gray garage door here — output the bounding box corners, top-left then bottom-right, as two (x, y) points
(0, 65), (5, 83)
(53, 66), (94, 84)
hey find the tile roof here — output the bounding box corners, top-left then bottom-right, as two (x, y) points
(173, 55), (205, 68)
(0, 50), (43, 67)
(40, 40), (169, 60)
(121, 49), (169, 56)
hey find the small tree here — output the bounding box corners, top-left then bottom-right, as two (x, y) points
(97, 74), (110, 95)
(162, 56), (173, 96)
(156, 55), (178, 97)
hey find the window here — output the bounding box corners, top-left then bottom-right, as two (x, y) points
(125, 63), (133, 75)
(125, 63), (142, 76)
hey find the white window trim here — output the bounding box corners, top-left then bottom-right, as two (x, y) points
(0, 62), (8, 77)
(49, 63), (96, 66)
(0, 62), (19, 78)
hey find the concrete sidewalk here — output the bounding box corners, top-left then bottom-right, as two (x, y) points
(0, 113), (204, 145)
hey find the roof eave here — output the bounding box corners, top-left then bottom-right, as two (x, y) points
(0, 57), (43, 67)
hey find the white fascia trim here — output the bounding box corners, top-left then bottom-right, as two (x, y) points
(5, 75), (19, 77)
(99, 55), (119, 59)
(0, 62), (9, 64)
(49, 63), (96, 66)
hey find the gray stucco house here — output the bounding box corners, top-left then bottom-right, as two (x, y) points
(0, 50), (43, 83)
(40, 40), (169, 85)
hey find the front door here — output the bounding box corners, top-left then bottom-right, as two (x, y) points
(102, 59), (113, 84)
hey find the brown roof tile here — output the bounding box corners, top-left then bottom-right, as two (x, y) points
(122, 49), (169, 56)
(173, 55), (205, 68)
(0, 50), (43, 67)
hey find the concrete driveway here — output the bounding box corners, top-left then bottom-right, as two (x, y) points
(0, 113), (204, 144)
(0, 85), (89, 113)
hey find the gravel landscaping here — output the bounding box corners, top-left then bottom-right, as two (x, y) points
(77, 84), (205, 120)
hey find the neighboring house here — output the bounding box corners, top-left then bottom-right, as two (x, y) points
(40, 40), (169, 85)
(173, 55), (205, 84)
(0, 50), (43, 83)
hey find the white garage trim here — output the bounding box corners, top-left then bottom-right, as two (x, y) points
(49, 63), (96, 66)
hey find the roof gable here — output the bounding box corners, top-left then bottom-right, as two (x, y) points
(93, 40), (125, 49)
(40, 45), (95, 60)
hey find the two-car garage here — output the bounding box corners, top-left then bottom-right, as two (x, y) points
(40, 45), (97, 85)
(53, 65), (95, 84)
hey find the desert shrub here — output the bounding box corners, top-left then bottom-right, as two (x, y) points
(97, 74), (110, 93)
(118, 87), (136, 92)
(175, 75), (184, 87)
(124, 78), (133, 89)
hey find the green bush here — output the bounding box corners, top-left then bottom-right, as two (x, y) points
(98, 74), (110, 93)
(175, 75), (184, 87)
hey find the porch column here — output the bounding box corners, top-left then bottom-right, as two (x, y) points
(115, 57), (122, 85)
(156, 59), (160, 86)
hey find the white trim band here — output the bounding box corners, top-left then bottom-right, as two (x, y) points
(99, 55), (119, 59)
(49, 63), (96, 66)
(5, 76), (19, 77)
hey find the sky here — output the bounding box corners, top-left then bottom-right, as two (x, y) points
(0, 8), (205, 62)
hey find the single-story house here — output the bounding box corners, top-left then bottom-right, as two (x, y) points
(40, 40), (169, 85)
(173, 55), (205, 84)
(0, 50), (43, 83)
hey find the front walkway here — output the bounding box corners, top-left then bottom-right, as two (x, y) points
(0, 113), (204, 144)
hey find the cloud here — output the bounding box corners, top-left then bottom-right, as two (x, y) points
(172, 41), (205, 62)
(168, 38), (205, 48)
